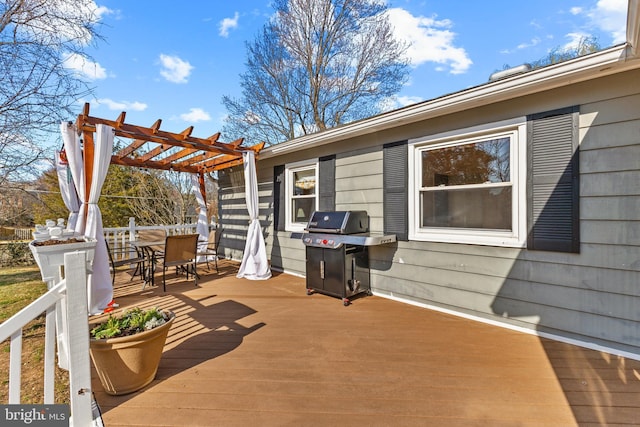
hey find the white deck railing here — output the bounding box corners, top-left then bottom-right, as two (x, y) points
(103, 218), (215, 262)
(0, 220), (215, 425)
(0, 252), (94, 426)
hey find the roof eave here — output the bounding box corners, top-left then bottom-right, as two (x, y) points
(262, 43), (638, 159)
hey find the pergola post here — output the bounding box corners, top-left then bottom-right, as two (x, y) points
(65, 102), (269, 313)
(198, 171), (207, 207)
(81, 128), (94, 227)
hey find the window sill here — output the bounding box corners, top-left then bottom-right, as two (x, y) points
(409, 229), (526, 248)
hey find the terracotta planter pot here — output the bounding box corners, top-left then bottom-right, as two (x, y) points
(89, 313), (175, 395)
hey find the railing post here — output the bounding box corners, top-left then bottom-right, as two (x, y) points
(47, 267), (69, 371)
(63, 251), (93, 426)
(128, 217), (135, 242)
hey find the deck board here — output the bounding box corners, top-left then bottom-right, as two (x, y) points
(95, 260), (640, 426)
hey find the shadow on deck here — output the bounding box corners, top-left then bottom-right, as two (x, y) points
(94, 259), (640, 426)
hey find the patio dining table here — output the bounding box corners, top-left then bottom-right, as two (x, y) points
(130, 240), (165, 288)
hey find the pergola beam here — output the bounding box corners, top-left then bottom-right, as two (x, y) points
(76, 103), (264, 175)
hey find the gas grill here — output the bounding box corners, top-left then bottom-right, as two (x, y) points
(300, 210), (396, 306)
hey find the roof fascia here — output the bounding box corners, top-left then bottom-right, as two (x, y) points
(262, 44), (637, 159)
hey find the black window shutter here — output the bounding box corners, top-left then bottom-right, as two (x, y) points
(383, 141), (408, 241)
(273, 165), (285, 231)
(527, 106), (580, 253)
(318, 155), (336, 211)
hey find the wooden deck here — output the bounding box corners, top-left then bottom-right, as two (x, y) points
(94, 260), (640, 426)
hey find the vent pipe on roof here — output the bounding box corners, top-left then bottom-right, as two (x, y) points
(489, 63), (532, 82)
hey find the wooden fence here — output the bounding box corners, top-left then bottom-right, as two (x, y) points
(0, 227), (31, 241)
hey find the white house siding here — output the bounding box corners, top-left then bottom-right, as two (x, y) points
(219, 68), (640, 355)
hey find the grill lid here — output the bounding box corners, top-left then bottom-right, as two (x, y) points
(306, 210), (369, 234)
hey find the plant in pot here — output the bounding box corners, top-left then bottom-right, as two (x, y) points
(89, 307), (175, 395)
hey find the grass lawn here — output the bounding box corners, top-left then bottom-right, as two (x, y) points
(0, 266), (70, 404)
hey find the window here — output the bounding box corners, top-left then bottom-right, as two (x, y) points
(409, 118), (527, 247)
(285, 159), (318, 231)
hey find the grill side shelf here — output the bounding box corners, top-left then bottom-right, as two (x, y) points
(295, 232), (397, 248)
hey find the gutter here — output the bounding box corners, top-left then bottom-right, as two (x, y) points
(262, 43), (639, 159)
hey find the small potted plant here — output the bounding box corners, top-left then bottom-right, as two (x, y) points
(89, 307), (175, 395)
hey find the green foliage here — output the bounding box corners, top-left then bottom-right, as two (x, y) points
(6, 242), (31, 263)
(0, 266), (45, 322)
(0, 242), (34, 267)
(99, 165), (137, 227)
(30, 160), (202, 228)
(90, 307), (171, 339)
(32, 164), (144, 227)
(31, 168), (69, 225)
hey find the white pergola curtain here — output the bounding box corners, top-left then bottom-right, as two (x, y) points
(60, 122), (114, 314)
(60, 123), (86, 235)
(236, 151), (271, 280)
(55, 149), (80, 230)
(191, 173), (209, 262)
(84, 124), (115, 314)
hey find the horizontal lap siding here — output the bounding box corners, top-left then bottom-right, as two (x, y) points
(373, 87), (640, 353)
(243, 69), (640, 355)
(559, 91), (640, 351)
(335, 151), (384, 232)
(218, 168), (247, 260)
(260, 164), (308, 275)
(270, 231), (307, 275)
(219, 182), (274, 261)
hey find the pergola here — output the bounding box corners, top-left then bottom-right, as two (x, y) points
(60, 103), (269, 315)
(74, 102), (265, 205)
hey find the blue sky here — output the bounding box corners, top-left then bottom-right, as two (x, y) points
(70, 0), (629, 145)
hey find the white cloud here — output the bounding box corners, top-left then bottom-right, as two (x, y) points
(396, 95), (424, 106)
(180, 108), (211, 122)
(244, 111), (261, 125)
(563, 31), (591, 50)
(14, 0), (104, 46)
(219, 12), (240, 37)
(378, 94), (424, 112)
(516, 37), (541, 50)
(94, 5), (117, 20)
(63, 53), (107, 80)
(574, 0), (627, 44)
(159, 54), (193, 83)
(570, 7), (583, 15)
(96, 99), (147, 111)
(385, 8), (472, 74)
(589, 0), (627, 43)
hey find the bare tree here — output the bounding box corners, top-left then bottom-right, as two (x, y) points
(128, 170), (197, 227)
(0, 0), (103, 188)
(223, 0), (410, 146)
(530, 36), (601, 68)
(500, 36), (602, 74)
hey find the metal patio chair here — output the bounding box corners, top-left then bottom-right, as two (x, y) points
(161, 234), (199, 292)
(106, 240), (146, 286)
(197, 227), (223, 273)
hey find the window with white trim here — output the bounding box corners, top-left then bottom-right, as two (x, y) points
(409, 119), (527, 247)
(285, 159), (318, 231)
